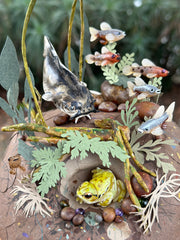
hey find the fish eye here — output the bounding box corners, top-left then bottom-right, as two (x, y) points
(150, 88), (154, 92)
(145, 128), (149, 131)
(84, 193), (92, 199)
(111, 54), (115, 59)
(162, 69), (166, 73)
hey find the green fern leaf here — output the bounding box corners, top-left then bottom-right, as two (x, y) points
(31, 141), (66, 197)
(62, 131), (128, 167)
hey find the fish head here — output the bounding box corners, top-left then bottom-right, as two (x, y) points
(113, 30), (126, 40)
(146, 85), (161, 95)
(160, 68), (169, 77)
(137, 120), (153, 134)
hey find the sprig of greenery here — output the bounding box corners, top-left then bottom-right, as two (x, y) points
(117, 52), (135, 73)
(130, 129), (176, 173)
(31, 141), (67, 197)
(62, 130), (128, 167)
(148, 77), (163, 87)
(101, 52), (135, 87)
(120, 98), (139, 129)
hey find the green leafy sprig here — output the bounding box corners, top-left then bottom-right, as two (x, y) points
(120, 98), (139, 129)
(31, 141), (67, 197)
(62, 130), (128, 167)
(101, 43), (135, 87)
(130, 129), (176, 173)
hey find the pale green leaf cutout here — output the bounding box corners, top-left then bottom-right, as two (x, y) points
(31, 141), (67, 197)
(7, 82), (19, 109)
(18, 139), (34, 162)
(130, 128), (177, 173)
(0, 36), (20, 90)
(0, 96), (17, 118)
(62, 130), (128, 167)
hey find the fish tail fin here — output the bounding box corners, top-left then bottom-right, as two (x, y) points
(89, 27), (99, 42)
(122, 65), (133, 75)
(85, 54), (95, 64)
(127, 81), (135, 97)
(165, 101), (175, 122)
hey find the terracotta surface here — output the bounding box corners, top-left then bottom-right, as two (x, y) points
(0, 110), (180, 240)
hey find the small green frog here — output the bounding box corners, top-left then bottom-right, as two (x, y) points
(76, 167), (126, 207)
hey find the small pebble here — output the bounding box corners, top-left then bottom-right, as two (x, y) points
(117, 103), (126, 112)
(102, 207), (116, 223)
(94, 213), (103, 223)
(98, 101), (117, 112)
(114, 215), (123, 223)
(91, 92), (104, 108)
(131, 172), (153, 197)
(139, 197), (149, 208)
(75, 208), (85, 215)
(72, 214), (84, 226)
(121, 197), (137, 215)
(60, 207), (75, 221)
(115, 208), (123, 217)
(53, 112), (69, 125)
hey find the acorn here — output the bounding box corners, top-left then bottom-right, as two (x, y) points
(121, 197), (137, 215)
(131, 172), (153, 197)
(102, 207), (116, 223)
(60, 207), (75, 221)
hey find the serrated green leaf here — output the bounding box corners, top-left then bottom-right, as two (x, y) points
(62, 130), (128, 167)
(31, 141), (67, 197)
(0, 36), (20, 90)
(0, 96), (17, 118)
(7, 82), (19, 109)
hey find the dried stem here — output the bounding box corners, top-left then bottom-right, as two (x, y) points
(79, 0), (84, 81)
(1, 123), (114, 141)
(120, 128), (156, 177)
(67, 0), (78, 70)
(21, 0), (46, 126)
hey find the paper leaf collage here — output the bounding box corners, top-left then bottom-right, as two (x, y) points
(62, 130), (128, 168)
(130, 129), (176, 173)
(31, 141), (67, 197)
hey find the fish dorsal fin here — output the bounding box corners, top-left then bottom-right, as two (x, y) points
(152, 105), (165, 119)
(127, 81), (135, 97)
(132, 63), (139, 67)
(101, 46), (109, 54)
(142, 58), (155, 66)
(100, 22), (112, 30)
(151, 126), (164, 136)
(165, 101), (175, 122)
(106, 33), (115, 42)
(135, 77), (146, 86)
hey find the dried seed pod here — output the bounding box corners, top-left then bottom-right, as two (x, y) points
(102, 207), (116, 223)
(60, 207), (75, 221)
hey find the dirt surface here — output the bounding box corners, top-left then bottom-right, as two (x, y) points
(0, 110), (180, 240)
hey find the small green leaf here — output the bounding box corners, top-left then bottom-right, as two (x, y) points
(0, 36), (20, 90)
(0, 96), (17, 118)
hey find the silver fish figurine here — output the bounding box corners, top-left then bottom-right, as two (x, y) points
(42, 36), (96, 123)
(89, 22), (126, 45)
(127, 77), (161, 100)
(138, 101), (175, 136)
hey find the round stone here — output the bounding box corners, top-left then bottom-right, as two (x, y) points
(60, 207), (76, 221)
(101, 81), (129, 104)
(102, 207), (116, 223)
(53, 112), (69, 125)
(121, 198), (137, 215)
(115, 208), (123, 217)
(98, 101), (117, 112)
(72, 214), (84, 226)
(75, 208), (85, 215)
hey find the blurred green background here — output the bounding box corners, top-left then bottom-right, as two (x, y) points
(0, 0), (180, 92)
